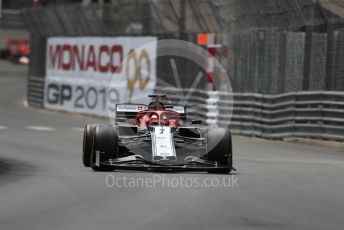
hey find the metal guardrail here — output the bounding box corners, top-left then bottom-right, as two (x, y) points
(156, 88), (344, 141)
(27, 76), (45, 108)
(0, 9), (25, 28)
(231, 92), (344, 141)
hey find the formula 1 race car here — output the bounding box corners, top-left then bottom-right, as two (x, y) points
(82, 95), (234, 173)
(0, 38), (30, 65)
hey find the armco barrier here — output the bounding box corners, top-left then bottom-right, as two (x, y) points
(27, 76), (45, 108)
(231, 91), (344, 141)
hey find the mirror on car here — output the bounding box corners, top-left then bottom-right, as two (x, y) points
(191, 120), (202, 124)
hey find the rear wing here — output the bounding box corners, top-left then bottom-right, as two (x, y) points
(115, 104), (187, 122)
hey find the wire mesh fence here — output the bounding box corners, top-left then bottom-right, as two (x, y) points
(22, 0), (223, 37)
(219, 0), (344, 31)
(0, 9), (25, 28)
(19, 0), (344, 140)
(21, 0), (344, 94)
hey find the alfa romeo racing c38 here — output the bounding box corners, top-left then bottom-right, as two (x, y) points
(82, 95), (234, 173)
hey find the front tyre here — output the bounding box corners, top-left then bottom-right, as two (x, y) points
(91, 125), (118, 171)
(83, 124), (96, 167)
(206, 128), (233, 174)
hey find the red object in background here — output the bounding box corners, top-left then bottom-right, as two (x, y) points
(6, 38), (30, 55)
(6, 38), (17, 55)
(197, 33), (208, 45)
(207, 72), (214, 83)
(18, 40), (30, 56)
(33, 0), (42, 9)
(1, 38), (30, 64)
(207, 47), (216, 57)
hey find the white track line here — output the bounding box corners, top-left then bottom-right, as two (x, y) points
(26, 126), (56, 131)
(72, 127), (84, 132)
(0, 126), (8, 130)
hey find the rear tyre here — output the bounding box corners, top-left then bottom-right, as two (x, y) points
(91, 125), (118, 171)
(206, 128), (232, 174)
(82, 124), (96, 167)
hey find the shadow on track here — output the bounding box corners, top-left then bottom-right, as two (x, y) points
(0, 158), (36, 185)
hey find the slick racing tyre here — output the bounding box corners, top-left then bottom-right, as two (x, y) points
(91, 125), (118, 171)
(83, 124), (96, 167)
(206, 128), (232, 174)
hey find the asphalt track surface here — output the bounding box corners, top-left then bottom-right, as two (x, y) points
(1, 38), (344, 230)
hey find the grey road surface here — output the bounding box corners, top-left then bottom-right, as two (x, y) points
(0, 60), (344, 230)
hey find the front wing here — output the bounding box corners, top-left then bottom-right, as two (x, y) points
(98, 155), (234, 172)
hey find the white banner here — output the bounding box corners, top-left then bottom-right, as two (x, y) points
(44, 36), (157, 116)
